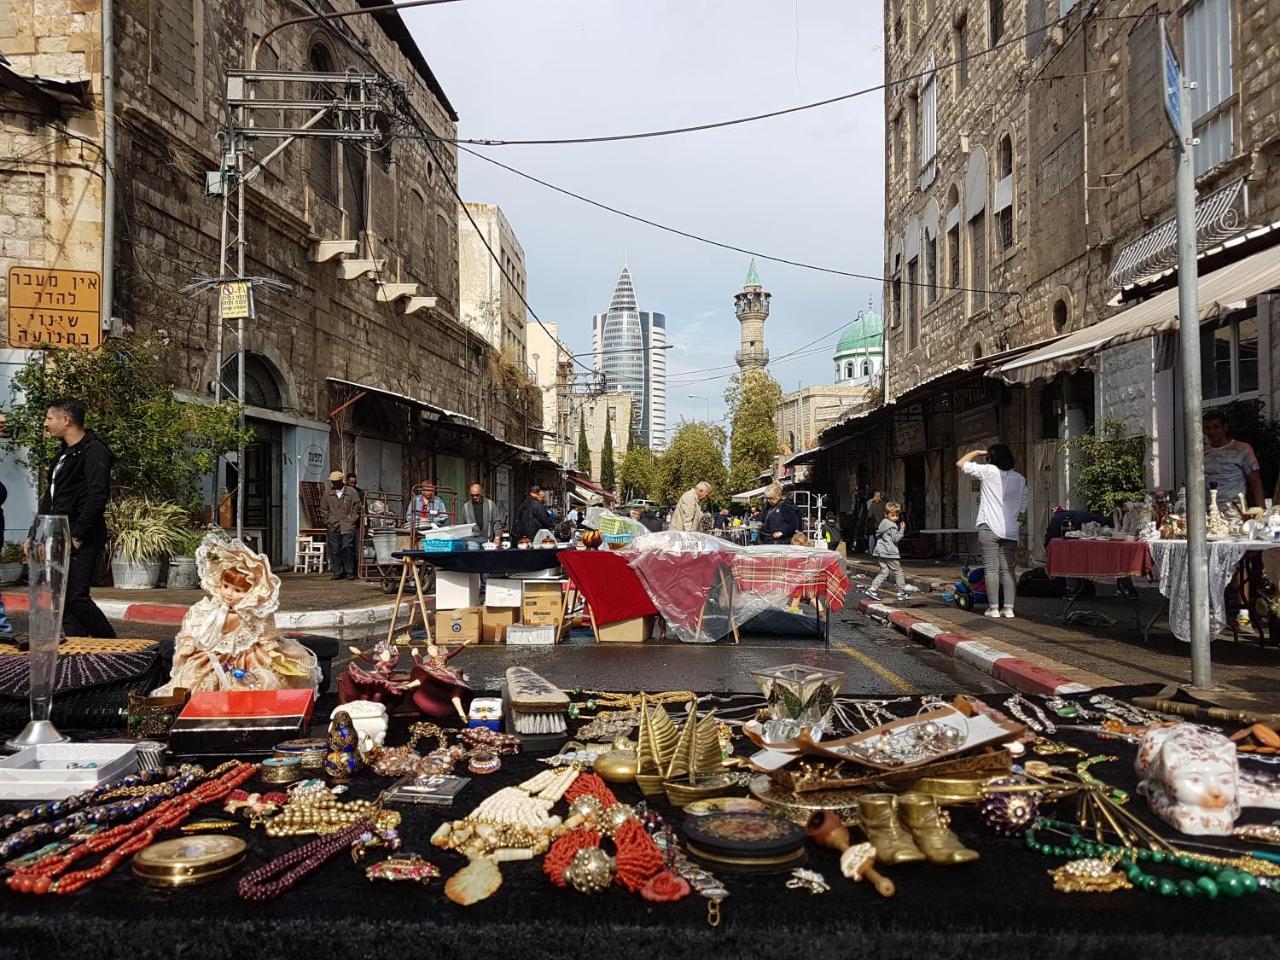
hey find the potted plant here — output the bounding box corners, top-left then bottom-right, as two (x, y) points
(106, 497), (190, 589)
(166, 529), (207, 590)
(0, 542), (23, 585)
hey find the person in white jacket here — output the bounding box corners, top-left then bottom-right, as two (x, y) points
(957, 445), (1028, 619)
(671, 482), (711, 532)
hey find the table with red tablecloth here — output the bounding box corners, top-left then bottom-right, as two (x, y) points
(1044, 538), (1153, 580)
(732, 550), (852, 611)
(1043, 537), (1152, 630)
(561, 545), (847, 644)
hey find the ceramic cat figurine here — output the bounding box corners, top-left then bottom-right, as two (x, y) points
(1136, 725), (1240, 835)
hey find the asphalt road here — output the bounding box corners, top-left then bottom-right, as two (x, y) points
(14, 608), (1008, 697)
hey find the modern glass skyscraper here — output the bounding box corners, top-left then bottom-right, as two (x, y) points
(592, 265), (667, 451)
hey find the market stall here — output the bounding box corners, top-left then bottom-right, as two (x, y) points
(1044, 537), (1153, 628)
(3, 682), (1280, 960)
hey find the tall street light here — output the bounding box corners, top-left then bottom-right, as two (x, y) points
(688, 394), (710, 423)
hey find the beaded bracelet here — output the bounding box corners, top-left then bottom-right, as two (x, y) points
(238, 820), (372, 902)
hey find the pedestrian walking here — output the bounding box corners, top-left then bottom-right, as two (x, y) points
(866, 500), (909, 601)
(820, 512), (844, 556)
(321, 470), (361, 580)
(27, 399), (116, 638)
(957, 444), (1028, 619)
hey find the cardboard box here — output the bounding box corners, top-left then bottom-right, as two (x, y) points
(506, 623), (559, 645)
(436, 570), (481, 610)
(596, 615), (655, 643)
(481, 606), (517, 643)
(484, 578), (523, 608)
(522, 581), (564, 627)
(435, 606), (482, 645)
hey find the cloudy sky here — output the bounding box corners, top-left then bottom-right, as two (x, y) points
(408, 0), (885, 429)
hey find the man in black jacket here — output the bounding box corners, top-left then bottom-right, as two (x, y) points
(514, 485), (554, 541)
(26, 399), (116, 638)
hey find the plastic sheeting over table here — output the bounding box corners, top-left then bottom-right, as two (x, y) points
(621, 532), (851, 643)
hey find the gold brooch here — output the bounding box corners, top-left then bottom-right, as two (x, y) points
(1049, 857), (1133, 893)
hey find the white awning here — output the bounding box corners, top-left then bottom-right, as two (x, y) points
(994, 244), (1280, 386)
(730, 484), (770, 503)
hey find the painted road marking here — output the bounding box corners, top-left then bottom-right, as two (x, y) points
(831, 638), (916, 694)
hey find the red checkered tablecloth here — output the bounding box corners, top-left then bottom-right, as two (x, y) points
(732, 551), (852, 611)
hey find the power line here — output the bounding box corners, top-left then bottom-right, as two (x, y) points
(423, 10), (1148, 147)
(457, 144), (1011, 297)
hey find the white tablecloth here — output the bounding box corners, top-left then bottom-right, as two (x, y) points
(1148, 539), (1280, 642)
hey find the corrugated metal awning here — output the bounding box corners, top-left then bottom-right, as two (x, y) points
(994, 243), (1280, 386)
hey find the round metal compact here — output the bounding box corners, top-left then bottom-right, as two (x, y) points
(132, 835), (247, 888)
(681, 812), (806, 874)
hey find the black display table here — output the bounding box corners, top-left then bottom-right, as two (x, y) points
(392, 547), (572, 575)
(3, 690), (1278, 960)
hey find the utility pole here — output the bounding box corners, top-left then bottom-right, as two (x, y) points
(1163, 17), (1211, 688)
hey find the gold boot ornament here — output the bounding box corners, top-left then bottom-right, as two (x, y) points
(897, 792), (979, 865)
(856, 793), (926, 865)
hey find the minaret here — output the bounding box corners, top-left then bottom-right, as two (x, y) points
(734, 259), (770, 372)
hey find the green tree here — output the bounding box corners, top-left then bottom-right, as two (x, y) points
(657, 420), (728, 505)
(619, 445), (659, 502)
(600, 425), (616, 492)
(1062, 419), (1149, 515)
(724, 368), (782, 495)
(576, 415), (591, 477)
(3, 342), (251, 511)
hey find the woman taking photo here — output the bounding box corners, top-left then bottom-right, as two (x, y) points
(956, 444), (1027, 619)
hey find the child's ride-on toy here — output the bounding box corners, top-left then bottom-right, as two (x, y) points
(952, 564), (989, 611)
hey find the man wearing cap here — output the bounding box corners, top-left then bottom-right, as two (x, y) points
(321, 470), (361, 580)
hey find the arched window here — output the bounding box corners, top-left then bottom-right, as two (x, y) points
(945, 184), (961, 290)
(965, 147), (989, 315)
(973, 342), (984, 360)
(221, 354), (284, 410)
(307, 44), (338, 203)
(996, 134), (1014, 250)
(845, 361), (854, 379)
(862, 360), (871, 377)
(789, 432), (796, 452)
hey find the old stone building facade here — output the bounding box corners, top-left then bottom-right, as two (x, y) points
(2, 0), (545, 559)
(860, 0), (1280, 558)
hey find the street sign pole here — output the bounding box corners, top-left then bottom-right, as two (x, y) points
(1163, 17), (1212, 689)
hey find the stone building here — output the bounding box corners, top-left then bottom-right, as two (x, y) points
(565, 389), (632, 495)
(458, 201), (528, 363)
(830, 0), (1280, 560)
(734, 259), (769, 372)
(1, 0), (545, 561)
(527, 318), (576, 466)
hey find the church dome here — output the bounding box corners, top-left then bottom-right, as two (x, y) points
(835, 310), (884, 357)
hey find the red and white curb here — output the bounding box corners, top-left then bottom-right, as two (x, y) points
(1, 591), (397, 630)
(856, 598), (1094, 696)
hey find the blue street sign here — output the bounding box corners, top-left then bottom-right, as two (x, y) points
(1161, 18), (1183, 138)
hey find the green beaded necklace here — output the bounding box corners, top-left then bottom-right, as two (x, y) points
(1026, 819), (1260, 900)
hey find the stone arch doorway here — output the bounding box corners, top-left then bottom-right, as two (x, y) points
(220, 353), (286, 562)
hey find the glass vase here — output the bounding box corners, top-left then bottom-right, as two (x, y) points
(5, 515), (71, 750)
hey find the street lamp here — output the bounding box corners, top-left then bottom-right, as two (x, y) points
(688, 395), (710, 422)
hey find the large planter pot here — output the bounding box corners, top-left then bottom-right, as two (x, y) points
(0, 563), (22, 586)
(111, 549), (161, 590)
(167, 555), (199, 590)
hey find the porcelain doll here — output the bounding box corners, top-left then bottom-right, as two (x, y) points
(154, 534), (320, 694)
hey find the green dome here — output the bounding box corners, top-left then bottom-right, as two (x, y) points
(835, 310), (884, 356)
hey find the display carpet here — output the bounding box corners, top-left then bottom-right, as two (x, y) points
(3, 688), (1279, 960)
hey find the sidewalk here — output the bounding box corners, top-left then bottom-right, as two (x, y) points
(0, 572), (402, 630)
(842, 553), (1280, 712)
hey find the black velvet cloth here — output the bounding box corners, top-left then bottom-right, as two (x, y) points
(393, 548), (570, 574)
(3, 688), (1280, 960)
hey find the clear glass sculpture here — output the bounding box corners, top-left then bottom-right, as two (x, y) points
(6, 515), (71, 750)
(751, 663), (845, 742)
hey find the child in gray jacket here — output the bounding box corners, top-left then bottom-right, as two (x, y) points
(867, 501), (909, 601)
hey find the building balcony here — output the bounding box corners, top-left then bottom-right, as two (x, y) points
(734, 348), (770, 366)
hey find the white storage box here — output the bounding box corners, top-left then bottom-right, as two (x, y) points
(436, 570), (481, 610)
(505, 624), (558, 646)
(0, 743), (138, 800)
(484, 578), (523, 607)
